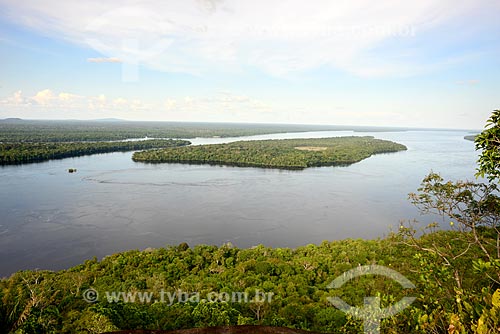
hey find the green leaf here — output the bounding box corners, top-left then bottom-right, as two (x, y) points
(492, 289), (500, 308)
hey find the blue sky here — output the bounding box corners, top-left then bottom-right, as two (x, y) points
(0, 0), (499, 129)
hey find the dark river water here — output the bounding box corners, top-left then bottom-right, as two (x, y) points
(0, 130), (477, 277)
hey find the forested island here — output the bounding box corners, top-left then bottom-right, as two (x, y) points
(0, 140), (190, 165)
(132, 137), (407, 169)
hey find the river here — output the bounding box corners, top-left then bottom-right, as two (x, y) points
(0, 130), (477, 276)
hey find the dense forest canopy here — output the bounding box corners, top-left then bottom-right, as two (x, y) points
(0, 120), (411, 143)
(0, 227), (497, 334)
(132, 137), (407, 169)
(0, 140), (190, 165)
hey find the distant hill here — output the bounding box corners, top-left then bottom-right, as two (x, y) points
(0, 118), (24, 123)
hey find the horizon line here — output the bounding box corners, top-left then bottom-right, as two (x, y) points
(0, 117), (480, 132)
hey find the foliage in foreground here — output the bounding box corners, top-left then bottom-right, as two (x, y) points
(394, 109), (500, 333)
(0, 225), (498, 334)
(0, 139), (190, 165)
(475, 109), (500, 182)
(132, 136), (407, 169)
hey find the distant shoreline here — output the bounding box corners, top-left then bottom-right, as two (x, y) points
(464, 135), (477, 142)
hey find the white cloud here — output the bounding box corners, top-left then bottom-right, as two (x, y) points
(1, 89), (151, 117)
(2, 89), (80, 107)
(11, 90), (24, 104)
(27, 89), (85, 107)
(164, 98), (177, 111)
(31, 89), (82, 105)
(1, 90), (29, 106)
(0, 89), (274, 121)
(88, 94), (107, 110)
(159, 91), (275, 121)
(58, 92), (82, 101)
(218, 91), (250, 103)
(1, 0), (496, 77)
(87, 57), (122, 63)
(112, 97), (128, 106)
(31, 89), (55, 105)
(1, 88), (492, 128)
(87, 94), (152, 112)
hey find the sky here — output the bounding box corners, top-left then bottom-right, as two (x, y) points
(0, 0), (499, 129)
